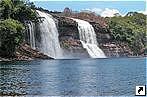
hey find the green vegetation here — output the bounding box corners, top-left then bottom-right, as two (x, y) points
(0, 19), (24, 57)
(0, 0), (37, 58)
(107, 12), (146, 55)
(0, 0), (146, 58)
(0, 0), (37, 22)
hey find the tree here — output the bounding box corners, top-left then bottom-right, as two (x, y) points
(0, 19), (24, 57)
(0, 0), (37, 22)
(107, 12), (146, 55)
(0, 0), (13, 19)
(0, 0), (38, 58)
(11, 4), (37, 23)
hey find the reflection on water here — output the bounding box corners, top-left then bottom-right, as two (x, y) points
(0, 58), (146, 96)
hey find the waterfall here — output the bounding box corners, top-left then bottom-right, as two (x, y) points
(72, 18), (106, 58)
(36, 10), (62, 59)
(27, 21), (36, 49)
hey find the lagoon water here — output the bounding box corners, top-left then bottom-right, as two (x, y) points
(0, 58), (146, 96)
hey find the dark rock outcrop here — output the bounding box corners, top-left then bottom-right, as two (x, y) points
(54, 16), (81, 48)
(56, 16), (89, 57)
(54, 14), (111, 45)
(14, 43), (53, 61)
(56, 16), (79, 41)
(52, 13), (136, 57)
(0, 57), (10, 61)
(99, 42), (134, 57)
(0, 42), (53, 61)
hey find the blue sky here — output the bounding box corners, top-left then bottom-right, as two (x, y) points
(31, 0), (146, 17)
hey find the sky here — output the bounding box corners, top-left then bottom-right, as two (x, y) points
(30, 0), (146, 17)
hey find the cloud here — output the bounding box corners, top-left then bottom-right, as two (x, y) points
(81, 8), (121, 17)
(84, 8), (103, 14)
(138, 11), (147, 15)
(101, 8), (121, 17)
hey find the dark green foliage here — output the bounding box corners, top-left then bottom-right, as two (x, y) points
(11, 4), (37, 22)
(0, 19), (24, 57)
(0, 0), (13, 19)
(0, 0), (37, 58)
(107, 12), (146, 55)
(0, 0), (37, 22)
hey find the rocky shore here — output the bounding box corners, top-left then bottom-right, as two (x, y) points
(0, 43), (53, 61)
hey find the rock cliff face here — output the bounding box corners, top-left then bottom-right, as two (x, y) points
(15, 43), (53, 60)
(21, 10), (145, 59)
(54, 16), (89, 58)
(52, 12), (135, 57)
(99, 42), (133, 57)
(11, 43), (52, 61)
(0, 43), (53, 61)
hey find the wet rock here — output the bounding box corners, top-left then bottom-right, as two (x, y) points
(0, 57), (10, 61)
(99, 42), (134, 57)
(53, 13), (143, 57)
(14, 43), (53, 61)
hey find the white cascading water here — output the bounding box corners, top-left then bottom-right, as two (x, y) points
(36, 10), (62, 59)
(27, 21), (36, 49)
(72, 18), (106, 58)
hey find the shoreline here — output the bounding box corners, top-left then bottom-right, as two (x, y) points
(0, 56), (146, 62)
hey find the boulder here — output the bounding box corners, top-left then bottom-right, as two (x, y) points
(14, 43), (53, 61)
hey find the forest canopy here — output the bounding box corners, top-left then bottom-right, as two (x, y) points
(107, 12), (146, 55)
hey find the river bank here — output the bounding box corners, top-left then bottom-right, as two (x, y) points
(0, 55), (146, 62)
(0, 43), (53, 62)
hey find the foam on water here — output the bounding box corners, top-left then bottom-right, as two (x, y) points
(72, 18), (106, 58)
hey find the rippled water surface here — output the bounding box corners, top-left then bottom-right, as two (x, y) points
(0, 58), (146, 96)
